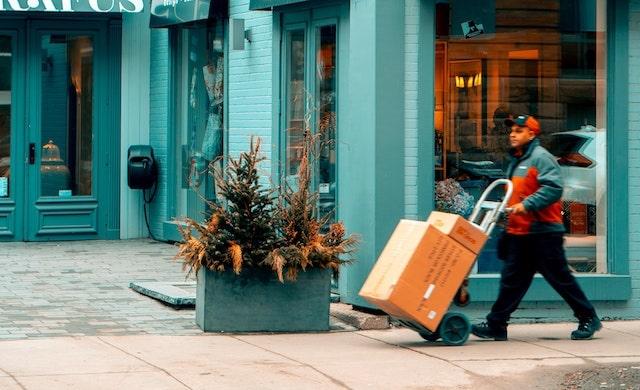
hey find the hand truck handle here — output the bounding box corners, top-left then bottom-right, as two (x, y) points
(468, 179), (513, 236)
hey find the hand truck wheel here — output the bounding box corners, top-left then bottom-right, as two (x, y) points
(439, 312), (471, 346)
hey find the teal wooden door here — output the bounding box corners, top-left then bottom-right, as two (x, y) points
(0, 18), (119, 241)
(0, 21), (26, 240)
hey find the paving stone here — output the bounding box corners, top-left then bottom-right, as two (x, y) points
(0, 239), (199, 339)
(0, 239), (358, 339)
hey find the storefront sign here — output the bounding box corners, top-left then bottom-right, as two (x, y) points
(0, 0), (144, 12)
(150, 0), (215, 28)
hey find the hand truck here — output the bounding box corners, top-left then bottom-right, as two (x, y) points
(396, 179), (513, 346)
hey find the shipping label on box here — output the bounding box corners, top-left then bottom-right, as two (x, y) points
(426, 211), (487, 253)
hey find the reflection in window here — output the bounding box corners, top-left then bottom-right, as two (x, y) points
(286, 29), (305, 177)
(434, 1), (607, 273)
(0, 36), (11, 195)
(316, 25), (337, 224)
(174, 22), (225, 220)
(40, 35), (93, 197)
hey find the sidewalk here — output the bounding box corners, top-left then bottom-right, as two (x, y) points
(0, 321), (638, 389)
(1, 240), (638, 389)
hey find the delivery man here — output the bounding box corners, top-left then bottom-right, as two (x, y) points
(471, 114), (601, 341)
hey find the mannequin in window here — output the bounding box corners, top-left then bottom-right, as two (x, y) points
(202, 54), (224, 201)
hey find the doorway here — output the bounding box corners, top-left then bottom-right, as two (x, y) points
(0, 18), (120, 241)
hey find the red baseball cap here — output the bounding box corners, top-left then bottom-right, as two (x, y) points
(505, 115), (540, 135)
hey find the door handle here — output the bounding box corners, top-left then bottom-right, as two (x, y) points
(29, 143), (35, 165)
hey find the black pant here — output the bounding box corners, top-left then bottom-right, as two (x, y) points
(487, 232), (597, 326)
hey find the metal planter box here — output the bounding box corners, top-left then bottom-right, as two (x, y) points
(196, 267), (332, 332)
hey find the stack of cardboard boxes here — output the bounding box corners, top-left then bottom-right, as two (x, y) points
(359, 212), (488, 332)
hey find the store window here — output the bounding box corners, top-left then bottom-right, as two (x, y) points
(173, 21), (225, 220)
(434, 1), (607, 273)
(282, 20), (338, 225)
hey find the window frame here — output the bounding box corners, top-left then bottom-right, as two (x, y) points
(274, 4), (346, 221)
(417, 0), (631, 301)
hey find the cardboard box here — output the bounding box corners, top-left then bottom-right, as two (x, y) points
(426, 211), (487, 254)
(359, 220), (479, 332)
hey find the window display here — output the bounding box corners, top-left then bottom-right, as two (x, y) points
(434, 1), (607, 273)
(174, 22), (225, 220)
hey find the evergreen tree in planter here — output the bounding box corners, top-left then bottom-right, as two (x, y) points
(176, 136), (357, 332)
(177, 138), (279, 277)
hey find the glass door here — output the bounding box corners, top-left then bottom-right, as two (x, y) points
(171, 21), (226, 224)
(280, 5), (347, 294)
(281, 11), (341, 226)
(36, 33), (94, 199)
(314, 23), (337, 224)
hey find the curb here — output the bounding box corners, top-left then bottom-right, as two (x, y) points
(330, 303), (390, 330)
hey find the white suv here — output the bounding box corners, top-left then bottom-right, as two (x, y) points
(548, 125), (605, 206)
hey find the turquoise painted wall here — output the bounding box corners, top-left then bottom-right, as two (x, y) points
(627, 0), (640, 314)
(119, 10), (167, 240)
(338, 0), (406, 306)
(121, 11), (151, 239)
(228, 0), (273, 171)
(148, 29), (169, 240)
(404, 0), (420, 220)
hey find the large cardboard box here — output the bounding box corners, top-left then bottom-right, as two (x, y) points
(426, 211), (487, 254)
(359, 219), (482, 331)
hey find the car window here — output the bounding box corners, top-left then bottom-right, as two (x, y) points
(549, 134), (593, 167)
(549, 134), (587, 156)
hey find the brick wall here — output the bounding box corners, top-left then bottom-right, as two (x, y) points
(148, 29), (169, 239)
(628, 0), (640, 312)
(228, 0), (274, 177)
(404, 0), (419, 219)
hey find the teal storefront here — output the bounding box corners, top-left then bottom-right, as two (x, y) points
(235, 0), (639, 320)
(0, 2), (143, 241)
(147, 0), (229, 241)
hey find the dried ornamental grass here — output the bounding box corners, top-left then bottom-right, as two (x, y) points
(175, 135), (358, 283)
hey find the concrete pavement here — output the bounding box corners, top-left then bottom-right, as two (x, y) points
(0, 321), (638, 389)
(1, 239), (639, 389)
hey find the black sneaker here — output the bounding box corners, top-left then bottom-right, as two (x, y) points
(571, 317), (602, 340)
(471, 322), (508, 341)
